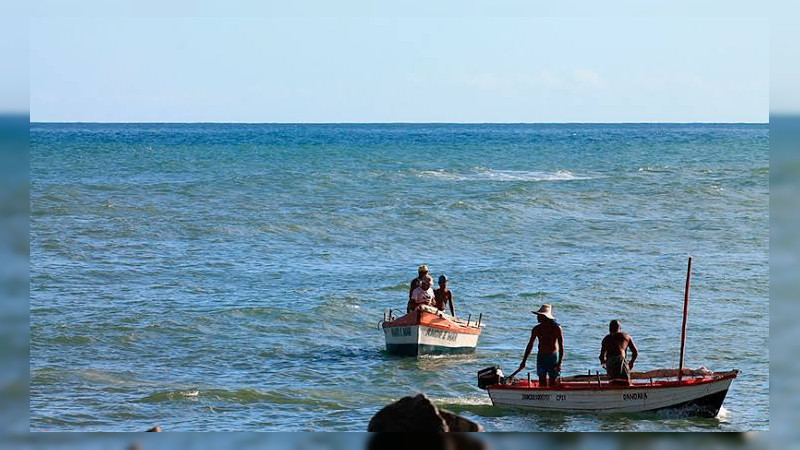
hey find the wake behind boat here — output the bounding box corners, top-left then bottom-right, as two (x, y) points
(381, 305), (483, 356)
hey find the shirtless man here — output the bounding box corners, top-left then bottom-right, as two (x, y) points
(433, 274), (455, 316)
(517, 304), (564, 387)
(599, 319), (639, 386)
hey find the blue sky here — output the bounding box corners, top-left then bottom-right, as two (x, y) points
(30, 13), (769, 122)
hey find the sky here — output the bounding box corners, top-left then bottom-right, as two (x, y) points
(27, 4), (771, 122)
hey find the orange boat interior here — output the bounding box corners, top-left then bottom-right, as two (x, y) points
(384, 306), (481, 335)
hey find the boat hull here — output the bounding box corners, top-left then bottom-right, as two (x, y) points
(486, 372), (737, 418)
(382, 306), (482, 356)
(384, 324), (480, 356)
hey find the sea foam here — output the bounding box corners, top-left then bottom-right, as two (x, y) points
(420, 169), (589, 182)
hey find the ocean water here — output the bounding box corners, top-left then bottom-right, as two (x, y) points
(29, 123), (769, 431)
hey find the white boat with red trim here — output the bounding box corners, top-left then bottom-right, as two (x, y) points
(478, 367), (738, 418)
(478, 257), (738, 418)
(381, 305), (483, 356)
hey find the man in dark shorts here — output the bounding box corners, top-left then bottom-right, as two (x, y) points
(517, 304), (564, 387)
(433, 274), (455, 316)
(599, 319), (639, 386)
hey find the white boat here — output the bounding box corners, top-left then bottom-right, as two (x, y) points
(382, 305), (483, 356)
(478, 257), (738, 418)
(479, 367), (738, 417)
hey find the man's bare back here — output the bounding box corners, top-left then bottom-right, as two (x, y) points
(599, 321), (638, 385)
(601, 332), (632, 359)
(532, 322), (562, 354)
(599, 320), (638, 373)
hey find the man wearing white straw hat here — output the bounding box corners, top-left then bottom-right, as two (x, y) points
(515, 304), (565, 387)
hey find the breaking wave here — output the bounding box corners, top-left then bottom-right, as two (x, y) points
(138, 388), (346, 409)
(419, 169), (590, 182)
(637, 166), (674, 173)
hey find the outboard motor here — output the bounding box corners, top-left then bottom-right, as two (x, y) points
(477, 366), (504, 389)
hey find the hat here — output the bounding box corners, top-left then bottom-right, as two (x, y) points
(438, 274), (448, 283)
(418, 265), (429, 273)
(532, 304), (555, 320)
(421, 275), (433, 285)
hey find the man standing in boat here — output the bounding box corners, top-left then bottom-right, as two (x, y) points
(599, 319), (639, 386)
(433, 274), (455, 316)
(517, 304), (564, 387)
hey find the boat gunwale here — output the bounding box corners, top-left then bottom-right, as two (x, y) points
(382, 309), (482, 335)
(486, 371), (738, 392)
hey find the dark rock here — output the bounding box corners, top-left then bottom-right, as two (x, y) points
(367, 393), (482, 433)
(368, 393), (447, 432)
(438, 408), (483, 432)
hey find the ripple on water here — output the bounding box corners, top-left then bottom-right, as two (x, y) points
(30, 123), (768, 431)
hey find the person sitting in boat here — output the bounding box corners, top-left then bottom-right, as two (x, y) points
(409, 265), (430, 299)
(599, 319), (639, 386)
(409, 277), (435, 311)
(433, 274), (455, 316)
(407, 265), (432, 312)
(517, 304), (564, 387)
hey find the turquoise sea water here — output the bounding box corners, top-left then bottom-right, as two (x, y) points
(30, 123), (768, 431)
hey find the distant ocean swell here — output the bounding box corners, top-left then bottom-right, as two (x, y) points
(30, 123), (768, 431)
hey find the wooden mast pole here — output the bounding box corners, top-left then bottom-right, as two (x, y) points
(678, 257), (692, 381)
